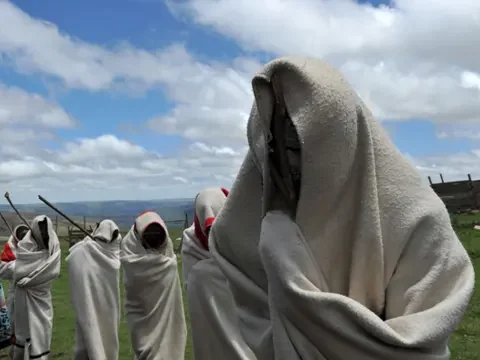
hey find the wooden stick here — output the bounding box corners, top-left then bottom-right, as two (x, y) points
(0, 212), (14, 237)
(37, 195), (95, 241)
(4, 192), (31, 231)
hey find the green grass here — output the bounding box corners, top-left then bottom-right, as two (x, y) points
(0, 220), (478, 359)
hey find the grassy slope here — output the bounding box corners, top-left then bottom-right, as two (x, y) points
(0, 220), (478, 359)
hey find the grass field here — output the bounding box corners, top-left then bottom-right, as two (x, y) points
(0, 218), (478, 360)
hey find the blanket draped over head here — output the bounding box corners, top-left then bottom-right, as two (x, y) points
(182, 188), (255, 360)
(0, 224), (29, 328)
(14, 216), (61, 360)
(121, 211), (186, 360)
(209, 57), (475, 360)
(66, 219), (121, 360)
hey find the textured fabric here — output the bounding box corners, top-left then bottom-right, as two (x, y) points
(182, 187), (228, 285)
(121, 211), (186, 360)
(13, 216), (61, 360)
(192, 188), (229, 250)
(210, 56), (475, 360)
(66, 219), (121, 360)
(1, 224), (29, 334)
(182, 188), (254, 360)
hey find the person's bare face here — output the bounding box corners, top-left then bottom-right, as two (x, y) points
(141, 223), (166, 250)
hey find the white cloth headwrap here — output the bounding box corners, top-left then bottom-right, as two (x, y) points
(121, 211), (186, 360)
(66, 219), (121, 360)
(210, 57), (475, 360)
(14, 215), (61, 360)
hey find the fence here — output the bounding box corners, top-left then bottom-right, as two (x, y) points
(429, 174), (480, 213)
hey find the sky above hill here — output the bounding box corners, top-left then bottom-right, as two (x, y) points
(0, 0), (479, 203)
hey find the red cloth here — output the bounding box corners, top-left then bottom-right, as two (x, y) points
(0, 242), (16, 263)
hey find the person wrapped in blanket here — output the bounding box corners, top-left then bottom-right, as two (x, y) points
(209, 57), (475, 360)
(121, 211), (186, 360)
(0, 224), (29, 349)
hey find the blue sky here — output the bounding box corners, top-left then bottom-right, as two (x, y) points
(0, 0), (478, 202)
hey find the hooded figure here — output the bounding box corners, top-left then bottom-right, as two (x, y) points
(182, 188), (255, 360)
(0, 224), (29, 327)
(121, 211), (186, 360)
(14, 215), (61, 360)
(66, 219), (122, 360)
(209, 57), (475, 360)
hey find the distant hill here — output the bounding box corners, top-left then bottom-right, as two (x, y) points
(0, 199), (195, 232)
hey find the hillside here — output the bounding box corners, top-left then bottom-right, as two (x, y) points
(0, 198), (195, 235)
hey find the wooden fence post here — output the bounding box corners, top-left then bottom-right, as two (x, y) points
(468, 174), (479, 209)
(440, 173), (444, 183)
(428, 176), (433, 186)
(83, 216), (86, 229)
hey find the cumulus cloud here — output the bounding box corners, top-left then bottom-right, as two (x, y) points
(0, 134), (245, 202)
(412, 150), (480, 182)
(0, 83), (75, 128)
(0, 1), (480, 202)
(168, 0), (480, 125)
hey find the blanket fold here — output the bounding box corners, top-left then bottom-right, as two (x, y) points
(121, 211), (186, 360)
(210, 56), (475, 360)
(14, 216), (61, 360)
(1, 224), (29, 327)
(66, 219), (121, 360)
(182, 188), (255, 360)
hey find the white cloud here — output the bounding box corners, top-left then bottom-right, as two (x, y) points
(0, 83), (75, 128)
(0, 134), (245, 203)
(168, 0), (480, 125)
(1, 1), (480, 202)
(412, 150), (480, 182)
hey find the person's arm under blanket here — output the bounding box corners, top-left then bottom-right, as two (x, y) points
(258, 210), (474, 360)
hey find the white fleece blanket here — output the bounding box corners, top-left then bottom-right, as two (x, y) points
(121, 211), (186, 360)
(210, 57), (475, 360)
(14, 216), (61, 360)
(0, 224), (29, 331)
(182, 188), (255, 360)
(66, 219), (121, 360)
(181, 187), (228, 288)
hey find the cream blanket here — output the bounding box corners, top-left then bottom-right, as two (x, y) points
(182, 187), (228, 287)
(121, 211), (186, 360)
(14, 216), (61, 360)
(66, 220), (121, 360)
(182, 188), (255, 360)
(210, 57), (475, 360)
(0, 224), (29, 330)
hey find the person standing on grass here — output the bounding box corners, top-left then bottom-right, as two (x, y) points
(182, 188), (256, 360)
(67, 219), (121, 360)
(0, 224), (29, 341)
(121, 211), (186, 360)
(209, 56), (475, 360)
(14, 215), (61, 360)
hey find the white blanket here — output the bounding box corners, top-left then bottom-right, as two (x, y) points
(0, 224), (29, 330)
(182, 188), (255, 360)
(66, 219), (121, 360)
(14, 216), (61, 360)
(121, 211), (186, 360)
(181, 187), (228, 288)
(210, 57), (475, 359)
